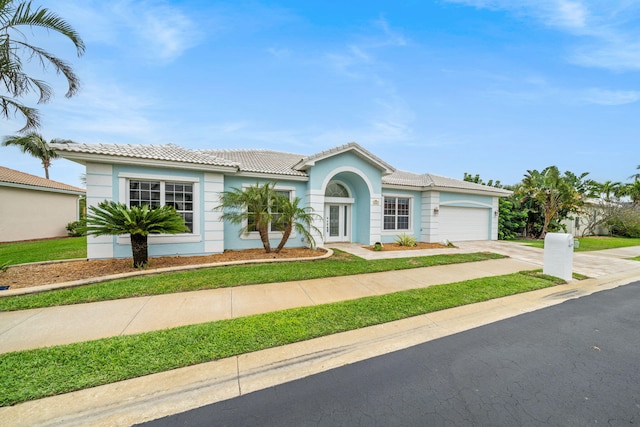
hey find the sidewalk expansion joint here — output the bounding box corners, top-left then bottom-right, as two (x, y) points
(119, 297), (152, 336)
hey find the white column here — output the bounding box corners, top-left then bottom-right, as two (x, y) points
(420, 191), (440, 243)
(203, 173), (225, 253)
(369, 193), (383, 244)
(307, 189), (324, 248)
(85, 163), (114, 259)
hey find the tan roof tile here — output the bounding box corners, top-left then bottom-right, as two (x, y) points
(0, 165), (85, 193)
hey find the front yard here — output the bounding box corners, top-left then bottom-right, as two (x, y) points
(0, 270), (563, 406)
(1, 235), (636, 406)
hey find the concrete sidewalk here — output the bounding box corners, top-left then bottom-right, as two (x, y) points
(0, 257), (535, 353)
(1, 242), (640, 426)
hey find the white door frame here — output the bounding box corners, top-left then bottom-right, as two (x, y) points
(324, 203), (351, 243)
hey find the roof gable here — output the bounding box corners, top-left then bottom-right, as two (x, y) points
(293, 142), (395, 175)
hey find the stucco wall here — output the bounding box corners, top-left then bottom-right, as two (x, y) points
(0, 186), (79, 242)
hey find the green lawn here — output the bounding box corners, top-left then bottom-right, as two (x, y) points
(0, 270), (563, 407)
(514, 236), (640, 252)
(0, 251), (504, 311)
(0, 237), (86, 265)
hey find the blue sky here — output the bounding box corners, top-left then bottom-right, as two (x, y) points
(1, 0), (639, 188)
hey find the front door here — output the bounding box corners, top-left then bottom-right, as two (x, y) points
(325, 204), (350, 242)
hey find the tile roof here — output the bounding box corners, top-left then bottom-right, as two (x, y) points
(295, 142), (395, 173)
(198, 149), (307, 176)
(50, 142), (509, 194)
(384, 170), (511, 194)
(0, 165), (85, 193)
(50, 143), (239, 168)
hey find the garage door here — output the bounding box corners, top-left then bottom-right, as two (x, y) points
(439, 206), (490, 241)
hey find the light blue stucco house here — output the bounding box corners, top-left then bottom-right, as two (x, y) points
(52, 142), (510, 260)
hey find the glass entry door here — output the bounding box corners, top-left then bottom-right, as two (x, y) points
(325, 204), (350, 242)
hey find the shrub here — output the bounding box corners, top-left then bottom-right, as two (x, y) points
(606, 207), (640, 238)
(66, 220), (87, 237)
(395, 233), (417, 247)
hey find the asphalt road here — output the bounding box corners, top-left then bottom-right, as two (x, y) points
(140, 281), (640, 427)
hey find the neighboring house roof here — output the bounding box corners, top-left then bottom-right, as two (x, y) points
(50, 143), (239, 170)
(0, 165), (85, 195)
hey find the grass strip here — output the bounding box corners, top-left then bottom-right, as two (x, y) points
(0, 237), (86, 265)
(514, 236), (640, 252)
(0, 251), (504, 311)
(0, 270), (563, 406)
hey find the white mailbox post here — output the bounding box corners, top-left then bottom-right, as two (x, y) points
(543, 232), (574, 281)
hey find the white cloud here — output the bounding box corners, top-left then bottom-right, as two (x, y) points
(266, 47), (292, 58)
(553, 0), (588, 29)
(444, 0), (640, 71)
(373, 16), (408, 47)
(580, 88), (640, 106)
(52, 0), (202, 65)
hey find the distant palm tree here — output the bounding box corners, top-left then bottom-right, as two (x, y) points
(84, 201), (189, 268)
(272, 196), (322, 253)
(629, 165), (640, 182)
(0, 0), (85, 131)
(2, 132), (74, 178)
(596, 180), (622, 202)
(622, 181), (640, 206)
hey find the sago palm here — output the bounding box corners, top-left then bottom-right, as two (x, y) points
(0, 0), (85, 130)
(84, 201), (189, 268)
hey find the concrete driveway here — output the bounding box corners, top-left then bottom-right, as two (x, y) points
(333, 240), (640, 278)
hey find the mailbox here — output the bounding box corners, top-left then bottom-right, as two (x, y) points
(543, 233), (574, 281)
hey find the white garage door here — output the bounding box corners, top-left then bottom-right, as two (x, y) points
(439, 206), (490, 241)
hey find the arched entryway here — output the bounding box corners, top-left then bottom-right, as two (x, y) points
(324, 181), (353, 243)
(320, 169), (374, 244)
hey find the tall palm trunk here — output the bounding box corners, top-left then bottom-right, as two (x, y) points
(258, 223), (271, 253)
(42, 159), (50, 179)
(274, 224), (292, 253)
(130, 234), (149, 267)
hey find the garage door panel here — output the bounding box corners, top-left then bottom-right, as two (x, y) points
(439, 207), (489, 241)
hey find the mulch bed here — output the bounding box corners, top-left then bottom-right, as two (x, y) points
(0, 248), (326, 290)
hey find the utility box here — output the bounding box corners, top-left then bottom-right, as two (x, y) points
(543, 233), (574, 281)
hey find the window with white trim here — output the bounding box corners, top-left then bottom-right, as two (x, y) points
(270, 190), (291, 232)
(383, 196), (410, 230)
(129, 180), (194, 232)
(246, 189), (291, 233)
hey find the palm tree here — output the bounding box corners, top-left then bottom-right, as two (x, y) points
(597, 180), (622, 203)
(216, 182), (279, 253)
(518, 166), (587, 238)
(272, 196), (322, 253)
(629, 165), (640, 182)
(0, 0), (85, 131)
(2, 132), (73, 178)
(84, 201), (189, 268)
(622, 181), (640, 206)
